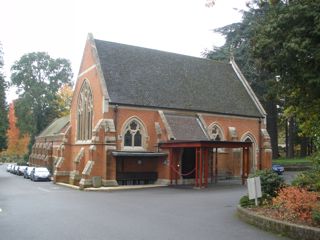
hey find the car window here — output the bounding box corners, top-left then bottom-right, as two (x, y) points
(35, 169), (49, 173)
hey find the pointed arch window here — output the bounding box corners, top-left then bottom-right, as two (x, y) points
(209, 123), (225, 152)
(208, 124), (224, 141)
(123, 119), (146, 150)
(77, 80), (93, 141)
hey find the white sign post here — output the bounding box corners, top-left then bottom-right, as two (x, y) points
(247, 176), (262, 206)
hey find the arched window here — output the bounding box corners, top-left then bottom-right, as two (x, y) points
(77, 80), (93, 141)
(208, 123), (224, 141)
(123, 119), (146, 150)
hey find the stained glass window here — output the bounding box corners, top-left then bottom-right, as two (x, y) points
(210, 125), (223, 141)
(77, 81), (93, 140)
(123, 119), (145, 148)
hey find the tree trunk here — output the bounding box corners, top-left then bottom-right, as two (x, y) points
(287, 117), (295, 158)
(285, 119), (289, 158)
(265, 100), (279, 159)
(300, 137), (308, 157)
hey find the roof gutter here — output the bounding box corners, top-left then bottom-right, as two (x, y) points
(109, 102), (263, 120)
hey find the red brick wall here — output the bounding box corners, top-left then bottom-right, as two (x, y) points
(108, 106), (168, 152)
(67, 38), (107, 179)
(51, 37), (272, 186)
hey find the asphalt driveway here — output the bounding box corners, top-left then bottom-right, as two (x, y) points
(0, 164), (289, 240)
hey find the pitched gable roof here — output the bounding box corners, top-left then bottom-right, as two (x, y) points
(94, 38), (264, 118)
(38, 115), (70, 138)
(164, 113), (208, 141)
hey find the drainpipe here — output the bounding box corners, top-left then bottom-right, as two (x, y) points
(114, 105), (119, 149)
(259, 118), (262, 170)
(51, 140), (54, 174)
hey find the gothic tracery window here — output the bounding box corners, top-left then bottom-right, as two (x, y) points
(77, 80), (93, 141)
(209, 124), (223, 141)
(123, 119), (145, 149)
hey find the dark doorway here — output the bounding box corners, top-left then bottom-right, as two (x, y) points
(181, 148), (196, 179)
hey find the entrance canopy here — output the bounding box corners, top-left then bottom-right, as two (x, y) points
(159, 140), (252, 188)
(112, 151), (167, 158)
(159, 140), (252, 149)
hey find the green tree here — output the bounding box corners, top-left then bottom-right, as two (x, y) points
(252, 0), (320, 149)
(206, 0), (320, 157)
(10, 52), (73, 153)
(0, 43), (8, 153)
(205, 0), (281, 158)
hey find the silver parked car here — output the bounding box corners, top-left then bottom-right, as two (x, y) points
(30, 167), (51, 181)
(18, 166), (28, 176)
(6, 164), (13, 172)
(24, 167), (35, 179)
(13, 165), (20, 175)
(8, 164), (16, 173)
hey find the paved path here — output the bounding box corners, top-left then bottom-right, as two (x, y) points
(282, 170), (300, 184)
(0, 164), (289, 240)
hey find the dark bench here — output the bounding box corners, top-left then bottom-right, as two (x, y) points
(116, 172), (158, 185)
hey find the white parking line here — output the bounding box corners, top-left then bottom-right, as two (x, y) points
(38, 187), (51, 193)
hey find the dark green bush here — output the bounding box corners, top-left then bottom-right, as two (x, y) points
(250, 169), (285, 198)
(292, 170), (320, 192)
(312, 209), (320, 225)
(239, 195), (255, 208)
(292, 153), (320, 192)
(239, 193), (270, 207)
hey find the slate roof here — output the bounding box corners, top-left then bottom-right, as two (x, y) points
(164, 113), (208, 141)
(38, 115), (70, 137)
(94, 39), (263, 117)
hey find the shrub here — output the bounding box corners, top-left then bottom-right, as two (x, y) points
(239, 195), (255, 208)
(292, 170), (320, 192)
(312, 209), (320, 225)
(292, 152), (320, 192)
(239, 193), (270, 207)
(251, 169), (285, 198)
(272, 186), (320, 224)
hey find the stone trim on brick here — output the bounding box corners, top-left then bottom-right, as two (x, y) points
(82, 160), (94, 175)
(237, 206), (320, 240)
(70, 170), (81, 180)
(228, 127), (238, 141)
(55, 157), (64, 168)
(74, 147), (84, 164)
(158, 110), (175, 140)
(197, 114), (210, 139)
(54, 171), (70, 176)
(87, 33), (110, 102)
(79, 178), (92, 188)
(102, 179), (118, 186)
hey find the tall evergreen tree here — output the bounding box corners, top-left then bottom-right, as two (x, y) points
(0, 43), (9, 153)
(252, 0), (320, 149)
(205, 0), (280, 158)
(207, 0), (320, 155)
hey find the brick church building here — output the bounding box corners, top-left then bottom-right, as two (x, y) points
(29, 34), (272, 189)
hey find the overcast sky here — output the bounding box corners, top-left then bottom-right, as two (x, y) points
(1, 0), (247, 102)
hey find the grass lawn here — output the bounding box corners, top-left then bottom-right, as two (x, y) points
(272, 157), (312, 165)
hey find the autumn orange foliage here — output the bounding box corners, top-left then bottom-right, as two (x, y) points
(55, 84), (73, 117)
(272, 186), (320, 224)
(5, 102), (29, 156)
